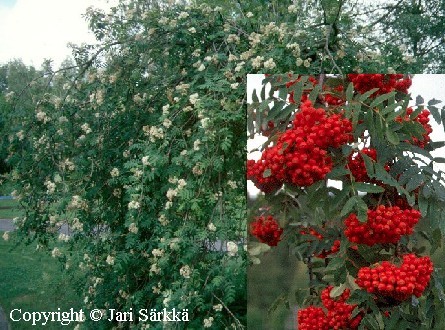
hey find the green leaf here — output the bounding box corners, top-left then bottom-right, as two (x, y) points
(325, 256), (345, 272)
(346, 82), (354, 101)
(340, 196), (357, 217)
(429, 141), (445, 149)
(418, 195), (428, 217)
(428, 98), (442, 106)
(327, 166), (350, 179)
(263, 168), (271, 178)
(431, 228), (442, 254)
(278, 87), (287, 101)
(369, 91), (397, 109)
(427, 104), (441, 124)
(289, 80), (304, 108)
(416, 95), (424, 105)
(406, 174), (423, 192)
(356, 197), (368, 222)
(346, 274), (361, 290)
(361, 153), (375, 178)
(252, 88), (259, 103)
(330, 283), (346, 298)
(386, 128), (399, 145)
(442, 107), (445, 133)
(358, 88), (380, 101)
(381, 100), (405, 116)
(308, 84), (321, 104)
(354, 182), (385, 193)
(434, 157), (445, 163)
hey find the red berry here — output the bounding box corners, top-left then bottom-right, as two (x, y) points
(356, 254), (433, 301)
(250, 215), (283, 246)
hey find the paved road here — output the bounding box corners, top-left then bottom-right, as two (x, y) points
(0, 305), (9, 330)
(0, 219), (15, 232)
(0, 219), (70, 234)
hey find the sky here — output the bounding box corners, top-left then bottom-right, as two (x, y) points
(0, 0), (118, 68)
(247, 74), (445, 197)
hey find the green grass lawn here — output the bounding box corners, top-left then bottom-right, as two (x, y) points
(0, 233), (82, 329)
(0, 199), (22, 219)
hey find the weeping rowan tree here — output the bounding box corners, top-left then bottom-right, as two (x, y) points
(247, 74), (445, 329)
(5, 2), (251, 329)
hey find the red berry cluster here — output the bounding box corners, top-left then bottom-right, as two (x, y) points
(297, 287), (362, 330)
(347, 74), (412, 97)
(356, 254), (433, 301)
(323, 85), (345, 106)
(344, 205), (421, 246)
(247, 100), (353, 192)
(396, 107), (432, 148)
(300, 228), (340, 258)
(297, 306), (329, 330)
(347, 148), (391, 185)
(347, 148), (378, 183)
(250, 215), (283, 246)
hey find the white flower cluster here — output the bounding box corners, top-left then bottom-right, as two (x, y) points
(249, 32), (261, 47)
(235, 61), (245, 72)
(59, 158), (75, 172)
(178, 11), (189, 19)
(194, 139), (201, 151)
(169, 237), (180, 250)
(207, 222), (216, 232)
(179, 265), (191, 279)
(263, 58), (276, 70)
(240, 49), (254, 61)
(226, 34), (240, 44)
(110, 167), (120, 177)
(213, 304), (223, 312)
(288, 4), (299, 13)
(141, 156), (150, 166)
(69, 195), (85, 209)
(227, 180), (238, 189)
(163, 118), (172, 128)
(52, 247), (62, 258)
(192, 163), (203, 176)
(143, 125), (165, 142)
(152, 248), (164, 257)
(128, 200), (141, 210)
(150, 263), (161, 274)
(296, 58), (311, 67)
(175, 83), (190, 95)
(189, 93), (199, 105)
(200, 117), (210, 129)
(81, 123), (92, 134)
(155, 214), (167, 227)
(72, 217), (84, 232)
(36, 108), (50, 123)
(128, 222), (138, 234)
(106, 255), (115, 265)
(227, 241), (238, 256)
(204, 317), (214, 328)
(286, 43), (301, 56)
(251, 56), (264, 69)
(58, 233), (70, 242)
(261, 22), (278, 36)
(44, 180), (56, 194)
(16, 130), (24, 141)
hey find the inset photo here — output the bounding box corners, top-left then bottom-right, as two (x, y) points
(247, 74), (445, 329)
